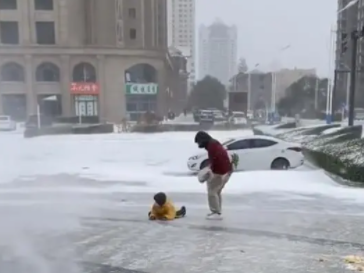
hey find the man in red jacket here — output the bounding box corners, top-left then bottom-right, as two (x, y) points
(194, 131), (232, 220)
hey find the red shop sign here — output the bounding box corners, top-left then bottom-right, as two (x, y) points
(70, 82), (99, 95)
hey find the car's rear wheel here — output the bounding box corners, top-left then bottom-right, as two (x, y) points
(200, 159), (210, 170)
(271, 158), (290, 170)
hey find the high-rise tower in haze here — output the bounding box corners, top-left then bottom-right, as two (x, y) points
(198, 19), (237, 85)
(167, 0), (196, 88)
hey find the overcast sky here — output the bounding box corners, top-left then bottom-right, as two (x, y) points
(196, 0), (337, 77)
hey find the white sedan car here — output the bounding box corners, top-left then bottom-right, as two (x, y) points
(0, 115), (16, 131)
(187, 135), (304, 172)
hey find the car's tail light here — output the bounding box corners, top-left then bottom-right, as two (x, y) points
(288, 147), (302, 152)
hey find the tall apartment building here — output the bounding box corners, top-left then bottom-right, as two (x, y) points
(198, 19), (237, 85)
(0, 0), (178, 122)
(167, 0), (195, 89)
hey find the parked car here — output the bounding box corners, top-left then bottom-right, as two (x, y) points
(210, 109), (225, 122)
(355, 108), (364, 120)
(187, 135), (304, 172)
(198, 110), (214, 123)
(0, 115), (16, 131)
(229, 111), (247, 125)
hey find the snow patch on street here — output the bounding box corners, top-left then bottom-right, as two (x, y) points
(0, 131), (364, 201)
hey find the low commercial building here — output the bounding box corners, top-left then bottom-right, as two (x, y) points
(228, 68), (316, 113)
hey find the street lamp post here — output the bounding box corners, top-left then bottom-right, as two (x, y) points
(326, 25), (336, 124)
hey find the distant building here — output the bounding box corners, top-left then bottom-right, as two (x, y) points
(228, 68), (316, 113)
(228, 72), (273, 113)
(198, 19), (237, 85)
(167, 0), (196, 90)
(274, 68), (316, 100)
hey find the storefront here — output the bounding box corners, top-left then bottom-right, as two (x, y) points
(70, 82), (99, 120)
(125, 83), (158, 121)
(37, 94), (62, 118)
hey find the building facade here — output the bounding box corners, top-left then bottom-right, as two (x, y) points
(274, 68), (316, 100)
(198, 20), (237, 85)
(228, 72), (273, 113)
(0, 0), (178, 122)
(229, 68), (315, 113)
(335, 0), (361, 108)
(167, 0), (195, 89)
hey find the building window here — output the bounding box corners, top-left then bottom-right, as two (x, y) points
(72, 62), (96, 82)
(1, 62), (24, 82)
(0, 21), (19, 44)
(34, 0), (53, 10)
(36, 62), (60, 82)
(36, 22), (55, 44)
(0, 0), (17, 9)
(130, 28), (136, 39)
(128, 8), (136, 18)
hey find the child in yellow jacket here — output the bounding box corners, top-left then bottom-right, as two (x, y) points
(148, 192), (186, 220)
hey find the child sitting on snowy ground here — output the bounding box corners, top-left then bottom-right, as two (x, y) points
(148, 192), (186, 220)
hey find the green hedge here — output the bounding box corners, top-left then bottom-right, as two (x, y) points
(72, 124), (114, 134)
(300, 124), (340, 135)
(275, 122), (296, 129)
(131, 123), (250, 133)
(256, 123), (364, 185)
(303, 138), (364, 185)
(303, 126), (364, 185)
(305, 125), (362, 148)
(252, 128), (264, 135)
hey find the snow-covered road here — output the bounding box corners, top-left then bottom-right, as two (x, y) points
(0, 130), (364, 273)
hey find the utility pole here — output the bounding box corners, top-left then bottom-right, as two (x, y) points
(332, 69), (339, 115)
(348, 29), (359, 126)
(314, 77), (319, 111)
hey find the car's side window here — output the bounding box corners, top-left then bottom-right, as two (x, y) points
(251, 139), (277, 148)
(227, 140), (251, 150)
